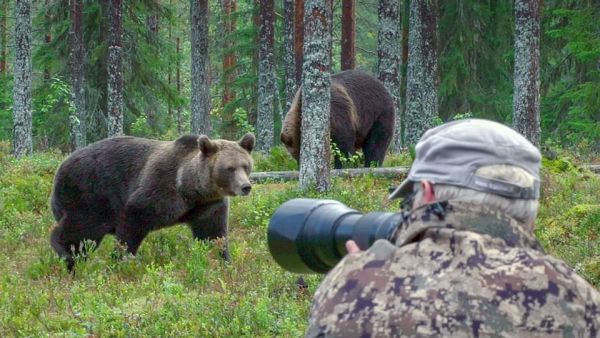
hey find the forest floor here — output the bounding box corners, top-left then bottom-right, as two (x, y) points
(0, 146), (598, 336)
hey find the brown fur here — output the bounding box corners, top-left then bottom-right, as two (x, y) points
(50, 133), (255, 271)
(281, 70), (395, 168)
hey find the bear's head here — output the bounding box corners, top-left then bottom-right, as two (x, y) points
(198, 133), (255, 197)
(280, 90), (302, 161)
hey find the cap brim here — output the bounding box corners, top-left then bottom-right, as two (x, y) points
(388, 179), (414, 200)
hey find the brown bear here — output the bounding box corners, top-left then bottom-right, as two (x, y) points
(281, 70), (395, 169)
(50, 133), (255, 271)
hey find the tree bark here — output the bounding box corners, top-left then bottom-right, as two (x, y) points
(283, 0), (296, 117)
(0, 0), (7, 74)
(294, 0), (304, 84)
(256, 0), (275, 152)
(340, 0), (355, 70)
(377, 0), (401, 152)
(176, 36), (183, 135)
(512, 0), (541, 146)
(400, 0), (408, 128)
(299, 0), (331, 192)
(190, 0), (212, 136)
(107, 0), (124, 137)
(43, 0), (51, 81)
(69, 0), (86, 149)
(12, 0), (33, 157)
(404, 0), (438, 146)
(145, 0), (160, 129)
(222, 0), (236, 107)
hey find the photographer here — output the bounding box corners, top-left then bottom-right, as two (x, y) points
(305, 119), (600, 337)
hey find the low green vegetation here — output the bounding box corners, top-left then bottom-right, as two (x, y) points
(0, 147), (598, 336)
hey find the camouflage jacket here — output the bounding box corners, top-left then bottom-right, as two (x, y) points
(306, 201), (600, 338)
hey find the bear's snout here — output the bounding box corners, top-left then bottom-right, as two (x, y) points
(240, 183), (252, 196)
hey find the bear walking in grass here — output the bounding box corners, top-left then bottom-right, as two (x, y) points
(281, 70), (395, 169)
(50, 133), (255, 271)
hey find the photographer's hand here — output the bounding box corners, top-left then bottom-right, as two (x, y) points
(345, 240), (361, 254)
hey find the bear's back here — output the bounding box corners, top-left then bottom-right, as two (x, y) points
(332, 70), (394, 121)
(51, 137), (163, 220)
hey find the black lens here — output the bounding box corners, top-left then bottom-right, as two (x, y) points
(267, 198), (404, 273)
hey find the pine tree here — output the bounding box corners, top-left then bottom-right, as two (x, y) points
(69, 0), (86, 149)
(190, 0), (211, 136)
(341, 0), (355, 70)
(513, 0), (540, 146)
(0, 0), (8, 75)
(283, 0), (296, 116)
(294, 0), (304, 84)
(144, 0), (160, 130)
(404, 0), (438, 146)
(13, 0), (32, 157)
(377, 0), (401, 151)
(299, 0), (331, 192)
(107, 0), (124, 137)
(222, 0), (236, 107)
(256, 0), (275, 152)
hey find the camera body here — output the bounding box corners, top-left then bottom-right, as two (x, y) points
(267, 198), (408, 273)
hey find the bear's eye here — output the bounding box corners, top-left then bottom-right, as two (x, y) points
(227, 166), (235, 172)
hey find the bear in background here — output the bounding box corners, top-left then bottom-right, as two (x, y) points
(281, 70), (395, 169)
(50, 133), (255, 271)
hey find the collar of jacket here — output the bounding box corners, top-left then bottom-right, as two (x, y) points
(393, 201), (544, 252)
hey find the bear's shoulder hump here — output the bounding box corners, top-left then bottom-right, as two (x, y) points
(175, 135), (199, 149)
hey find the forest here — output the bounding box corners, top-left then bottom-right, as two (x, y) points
(0, 0), (599, 336)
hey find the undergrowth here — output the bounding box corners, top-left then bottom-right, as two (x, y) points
(0, 147), (598, 336)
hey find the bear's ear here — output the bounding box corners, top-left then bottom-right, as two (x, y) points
(238, 133), (255, 153)
(198, 135), (218, 157)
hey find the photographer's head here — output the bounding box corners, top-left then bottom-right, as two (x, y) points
(389, 119), (541, 229)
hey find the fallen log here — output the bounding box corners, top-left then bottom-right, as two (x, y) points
(250, 167), (410, 183)
(250, 164), (600, 184)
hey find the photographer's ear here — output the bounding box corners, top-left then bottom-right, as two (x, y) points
(421, 180), (436, 204)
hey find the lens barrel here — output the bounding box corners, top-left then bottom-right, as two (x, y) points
(267, 198), (404, 273)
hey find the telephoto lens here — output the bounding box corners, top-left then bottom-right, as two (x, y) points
(267, 198), (407, 273)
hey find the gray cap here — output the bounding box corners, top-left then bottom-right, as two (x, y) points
(389, 119), (541, 200)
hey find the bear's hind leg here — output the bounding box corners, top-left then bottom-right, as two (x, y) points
(50, 219), (105, 271)
(363, 119), (393, 167)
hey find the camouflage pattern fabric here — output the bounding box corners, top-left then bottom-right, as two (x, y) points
(306, 201), (600, 337)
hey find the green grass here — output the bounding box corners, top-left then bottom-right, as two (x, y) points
(0, 148), (598, 336)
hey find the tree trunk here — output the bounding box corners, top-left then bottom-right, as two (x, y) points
(299, 0), (331, 192)
(13, 0), (33, 157)
(190, 0), (212, 136)
(0, 0), (7, 74)
(400, 0), (408, 126)
(107, 0), (124, 137)
(222, 0), (236, 107)
(404, 0), (438, 146)
(340, 0), (355, 70)
(283, 0), (296, 117)
(377, 0), (401, 152)
(294, 0), (304, 84)
(176, 36), (183, 135)
(220, 0), (237, 139)
(69, 0), (86, 149)
(256, 0), (275, 152)
(512, 0), (540, 146)
(145, 0), (160, 129)
(43, 0), (51, 81)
